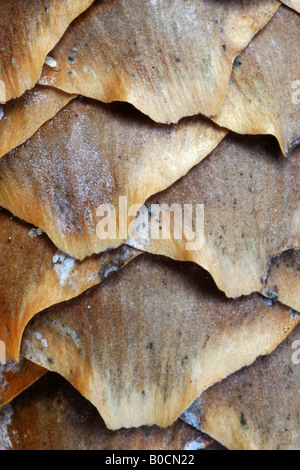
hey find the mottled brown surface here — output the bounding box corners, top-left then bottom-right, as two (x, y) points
(213, 6), (300, 156)
(129, 134), (300, 298)
(204, 441), (228, 451)
(197, 325), (300, 450)
(0, 358), (46, 408)
(0, 86), (74, 159)
(0, 98), (226, 259)
(0, 210), (138, 360)
(0, 373), (211, 451)
(280, 0), (300, 12)
(22, 254), (299, 429)
(38, 0), (279, 123)
(0, 0), (93, 102)
(261, 250), (300, 312)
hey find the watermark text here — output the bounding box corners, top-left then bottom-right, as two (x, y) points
(0, 340), (6, 365)
(292, 80), (300, 105)
(96, 197), (204, 251)
(292, 339), (300, 365)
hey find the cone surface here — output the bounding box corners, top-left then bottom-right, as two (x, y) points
(0, 0), (299, 450)
(22, 254), (299, 429)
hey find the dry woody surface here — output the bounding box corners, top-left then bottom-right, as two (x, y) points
(0, 0), (299, 451)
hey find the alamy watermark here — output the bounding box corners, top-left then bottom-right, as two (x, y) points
(292, 80), (300, 105)
(0, 80), (5, 103)
(292, 339), (300, 365)
(0, 340), (6, 365)
(96, 197), (204, 251)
